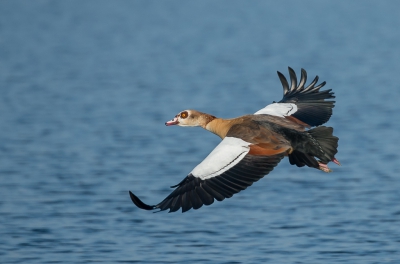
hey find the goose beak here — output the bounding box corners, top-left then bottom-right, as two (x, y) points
(165, 117), (179, 126)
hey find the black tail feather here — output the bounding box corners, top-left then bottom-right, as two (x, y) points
(288, 126), (339, 169)
(129, 191), (156, 210)
(288, 150), (319, 168)
(307, 126), (339, 163)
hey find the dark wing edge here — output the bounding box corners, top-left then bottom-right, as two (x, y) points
(129, 153), (284, 213)
(129, 191), (156, 210)
(277, 67), (335, 127)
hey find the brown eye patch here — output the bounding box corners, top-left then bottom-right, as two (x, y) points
(180, 111), (188, 119)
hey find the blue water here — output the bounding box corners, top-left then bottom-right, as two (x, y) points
(1, 1), (400, 263)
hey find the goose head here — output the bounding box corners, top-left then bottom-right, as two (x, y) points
(165, 110), (216, 128)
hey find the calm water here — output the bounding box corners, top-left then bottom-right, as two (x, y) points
(1, 1), (400, 263)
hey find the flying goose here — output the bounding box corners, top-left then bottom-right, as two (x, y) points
(129, 67), (340, 213)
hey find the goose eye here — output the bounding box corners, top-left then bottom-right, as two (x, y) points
(180, 111), (188, 119)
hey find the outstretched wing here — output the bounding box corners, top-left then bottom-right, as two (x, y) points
(255, 67), (335, 127)
(129, 137), (286, 213)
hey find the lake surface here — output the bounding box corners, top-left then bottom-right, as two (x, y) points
(1, 1), (400, 263)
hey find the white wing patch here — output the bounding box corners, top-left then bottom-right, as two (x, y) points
(254, 103), (298, 117)
(190, 137), (251, 180)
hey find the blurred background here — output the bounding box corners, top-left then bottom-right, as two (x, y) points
(0, 1), (399, 263)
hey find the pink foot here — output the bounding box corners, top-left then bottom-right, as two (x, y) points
(319, 163), (332, 173)
(332, 157), (341, 166)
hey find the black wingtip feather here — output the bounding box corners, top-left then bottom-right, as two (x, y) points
(196, 186), (214, 206)
(288, 67), (298, 91)
(129, 191), (156, 210)
(169, 196), (182, 213)
(298, 69), (307, 90)
(313, 81), (326, 90)
(277, 67), (335, 127)
(277, 71), (289, 95)
(303, 75), (319, 91)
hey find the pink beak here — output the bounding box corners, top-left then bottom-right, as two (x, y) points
(165, 117), (179, 126)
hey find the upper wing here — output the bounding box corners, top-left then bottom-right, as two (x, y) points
(255, 67), (335, 127)
(129, 137), (286, 213)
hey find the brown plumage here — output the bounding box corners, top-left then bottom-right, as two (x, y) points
(129, 67), (340, 213)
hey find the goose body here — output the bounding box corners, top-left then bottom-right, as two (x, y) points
(129, 67), (340, 213)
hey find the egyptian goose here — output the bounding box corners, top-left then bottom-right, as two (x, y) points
(129, 67), (340, 213)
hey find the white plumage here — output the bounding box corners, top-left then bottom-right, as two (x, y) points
(190, 137), (250, 180)
(254, 102), (298, 117)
